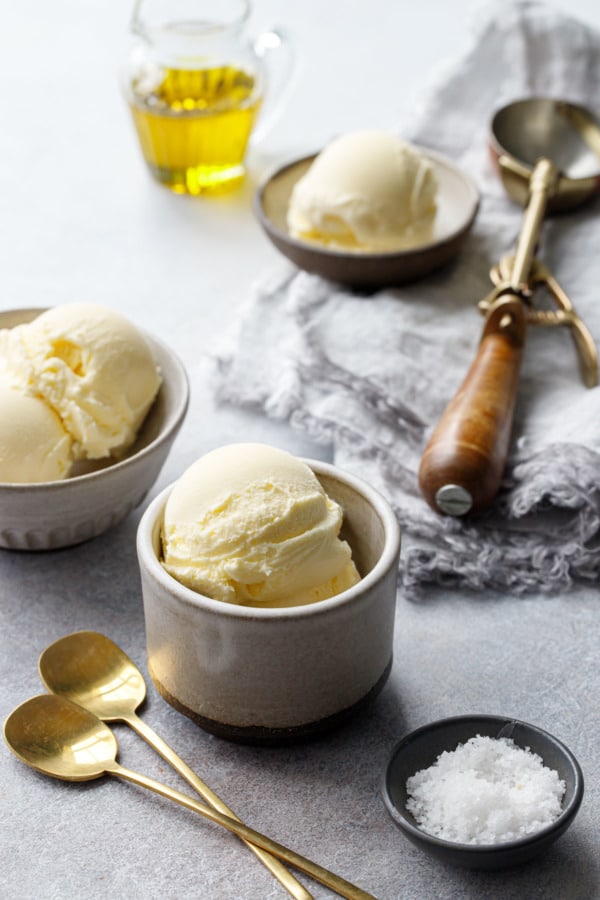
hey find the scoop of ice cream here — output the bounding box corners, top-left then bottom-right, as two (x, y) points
(162, 443), (360, 608)
(0, 304), (161, 460)
(287, 130), (438, 252)
(0, 387), (73, 483)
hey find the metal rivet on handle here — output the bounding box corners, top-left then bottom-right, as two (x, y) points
(435, 484), (473, 516)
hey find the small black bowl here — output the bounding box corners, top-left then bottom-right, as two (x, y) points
(382, 715), (584, 871)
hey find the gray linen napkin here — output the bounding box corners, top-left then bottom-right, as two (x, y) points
(211, 0), (600, 594)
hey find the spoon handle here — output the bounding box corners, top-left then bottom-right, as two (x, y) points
(127, 713), (312, 900)
(110, 761), (376, 900)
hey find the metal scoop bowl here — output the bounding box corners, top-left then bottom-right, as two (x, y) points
(489, 97), (600, 211)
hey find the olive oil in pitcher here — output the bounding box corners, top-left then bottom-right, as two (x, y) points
(128, 63), (262, 194)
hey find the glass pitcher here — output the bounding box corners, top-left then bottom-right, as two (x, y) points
(122, 0), (293, 194)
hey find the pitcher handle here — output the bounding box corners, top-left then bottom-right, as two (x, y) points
(251, 28), (295, 143)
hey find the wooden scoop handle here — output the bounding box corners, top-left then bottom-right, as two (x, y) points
(418, 295), (527, 515)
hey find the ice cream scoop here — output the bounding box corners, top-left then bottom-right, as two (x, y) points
(162, 443), (360, 607)
(0, 303), (161, 461)
(287, 130), (438, 252)
(0, 387), (73, 483)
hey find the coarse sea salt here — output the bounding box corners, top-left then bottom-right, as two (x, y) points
(406, 735), (565, 845)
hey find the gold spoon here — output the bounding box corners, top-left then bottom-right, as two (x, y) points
(4, 695), (375, 900)
(38, 631), (310, 900)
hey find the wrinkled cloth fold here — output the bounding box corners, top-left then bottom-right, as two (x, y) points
(210, 0), (600, 594)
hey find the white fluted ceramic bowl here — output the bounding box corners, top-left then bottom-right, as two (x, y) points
(0, 308), (189, 550)
(137, 459), (401, 743)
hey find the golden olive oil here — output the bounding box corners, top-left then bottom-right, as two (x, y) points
(128, 64), (262, 194)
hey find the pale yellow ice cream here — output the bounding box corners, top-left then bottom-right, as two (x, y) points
(162, 443), (360, 608)
(287, 130), (438, 252)
(0, 304), (161, 462)
(0, 387), (73, 482)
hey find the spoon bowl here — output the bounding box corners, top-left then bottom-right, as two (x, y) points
(39, 631), (146, 721)
(4, 693), (113, 781)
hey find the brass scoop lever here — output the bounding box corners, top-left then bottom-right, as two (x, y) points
(487, 255), (598, 388)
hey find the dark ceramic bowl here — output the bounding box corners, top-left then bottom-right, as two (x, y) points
(254, 148), (479, 288)
(382, 715), (584, 871)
